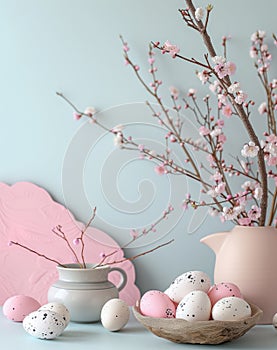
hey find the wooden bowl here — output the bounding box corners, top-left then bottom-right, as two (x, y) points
(133, 303), (263, 345)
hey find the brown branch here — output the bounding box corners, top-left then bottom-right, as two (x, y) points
(52, 226), (82, 267)
(107, 239), (174, 265)
(79, 206), (97, 268)
(94, 207), (173, 267)
(184, 1), (216, 57)
(9, 241), (67, 267)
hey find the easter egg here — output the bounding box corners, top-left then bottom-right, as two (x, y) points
(165, 271), (211, 303)
(272, 313), (277, 330)
(3, 295), (41, 322)
(140, 290), (176, 318)
(101, 298), (130, 331)
(212, 297), (251, 321)
(39, 303), (70, 327)
(23, 309), (67, 339)
(208, 282), (242, 306)
(176, 290), (211, 322)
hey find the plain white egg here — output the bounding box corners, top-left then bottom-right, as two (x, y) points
(101, 298), (130, 331)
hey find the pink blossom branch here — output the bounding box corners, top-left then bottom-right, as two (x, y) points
(107, 238), (174, 265)
(182, 0), (268, 226)
(94, 206), (173, 267)
(79, 207), (97, 268)
(121, 38), (207, 184)
(52, 225), (83, 268)
(56, 91), (214, 189)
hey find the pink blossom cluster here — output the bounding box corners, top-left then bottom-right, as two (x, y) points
(63, 4), (276, 227)
(113, 29), (276, 225)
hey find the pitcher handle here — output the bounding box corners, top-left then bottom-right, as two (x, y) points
(109, 267), (127, 292)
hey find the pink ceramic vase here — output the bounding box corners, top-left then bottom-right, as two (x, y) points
(201, 225), (277, 324)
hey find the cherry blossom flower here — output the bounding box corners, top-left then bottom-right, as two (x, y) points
(258, 102), (267, 115)
(248, 205), (261, 220)
(199, 126), (210, 136)
(214, 63), (228, 79)
(249, 46), (258, 58)
(188, 88), (197, 98)
(267, 157), (277, 166)
(73, 238), (81, 245)
(210, 127), (222, 138)
(225, 62), (236, 75)
(215, 182), (226, 194)
(169, 86), (179, 99)
(238, 217), (252, 226)
(84, 106), (96, 117)
(218, 93), (228, 105)
(228, 82), (241, 94)
(218, 133), (227, 144)
(212, 171), (223, 182)
(222, 104), (232, 117)
(197, 70), (210, 84)
(209, 80), (220, 94)
(73, 112), (82, 120)
(212, 56), (226, 65)
(241, 180), (256, 191)
(234, 90), (248, 105)
(114, 133), (124, 148)
(216, 119), (224, 128)
(267, 142), (277, 157)
(251, 30), (266, 42)
(155, 165), (166, 175)
(241, 142), (259, 158)
(162, 41), (180, 58)
(221, 206), (240, 221)
(254, 186), (263, 200)
(195, 7), (204, 21)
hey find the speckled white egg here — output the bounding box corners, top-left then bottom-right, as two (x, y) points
(176, 290), (211, 321)
(165, 271), (211, 303)
(212, 297), (251, 321)
(39, 303), (70, 327)
(3, 295), (41, 322)
(23, 309), (67, 339)
(272, 313), (277, 330)
(101, 298), (130, 331)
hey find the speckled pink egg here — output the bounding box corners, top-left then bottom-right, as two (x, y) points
(208, 282), (242, 306)
(140, 290), (176, 318)
(3, 295), (41, 322)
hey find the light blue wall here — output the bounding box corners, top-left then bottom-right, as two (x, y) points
(1, 0), (276, 293)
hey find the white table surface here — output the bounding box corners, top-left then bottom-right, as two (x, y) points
(1, 307), (277, 349)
